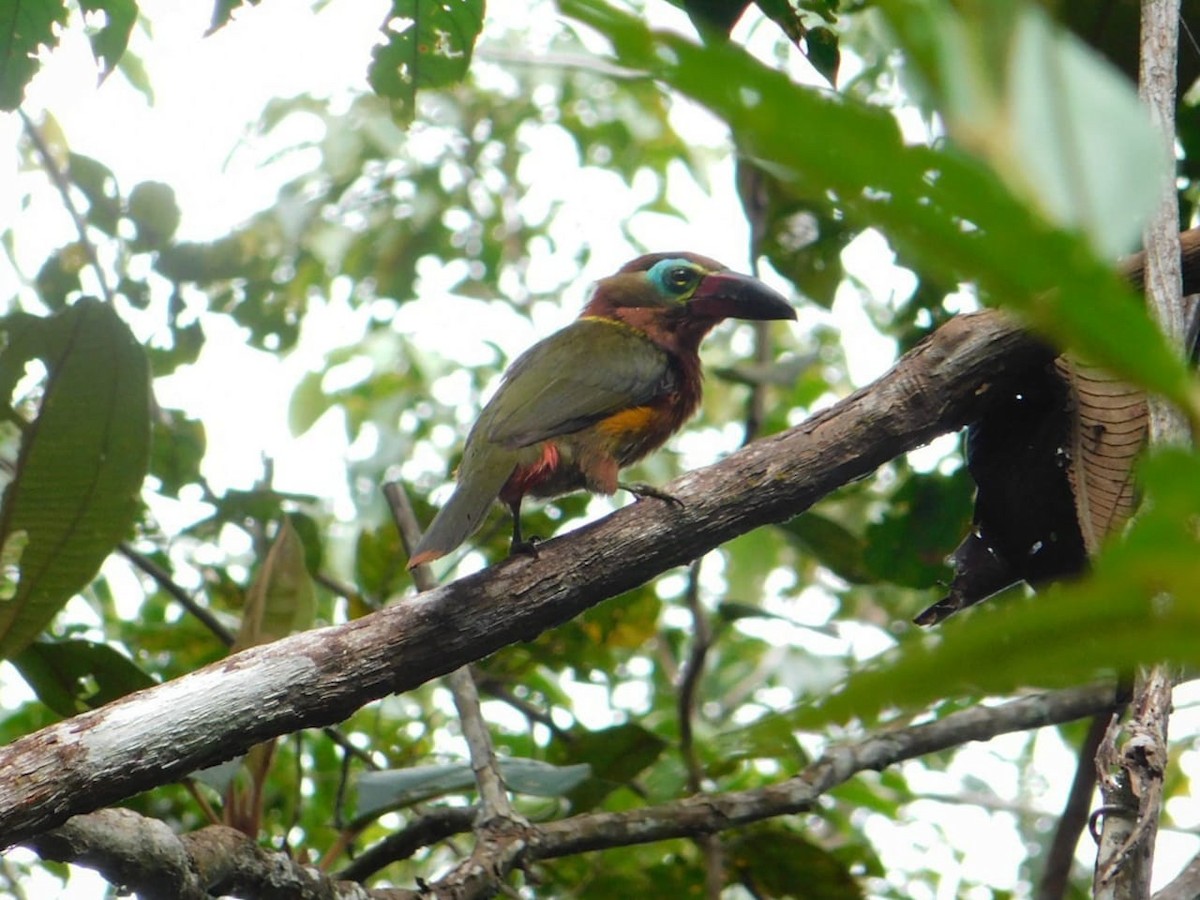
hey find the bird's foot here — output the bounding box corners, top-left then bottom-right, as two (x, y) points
(619, 481), (684, 508)
(508, 536), (542, 559)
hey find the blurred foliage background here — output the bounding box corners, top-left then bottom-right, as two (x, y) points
(2, 0), (1200, 897)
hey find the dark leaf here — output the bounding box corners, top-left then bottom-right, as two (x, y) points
(149, 408), (206, 496)
(368, 0), (484, 110)
(778, 511), (872, 584)
(547, 722), (667, 813)
(34, 245), (87, 311)
(863, 470), (972, 589)
(78, 0), (138, 78)
(0, 0), (68, 110)
(208, 0), (260, 33)
(68, 153), (121, 236)
(804, 25), (840, 84)
(728, 825), (864, 899)
(11, 638), (156, 717)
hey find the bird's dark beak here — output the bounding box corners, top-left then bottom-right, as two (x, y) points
(689, 271), (796, 321)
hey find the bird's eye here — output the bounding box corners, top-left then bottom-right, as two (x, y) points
(666, 267), (696, 292)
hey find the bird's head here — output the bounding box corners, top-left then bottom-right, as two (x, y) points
(582, 253), (795, 345)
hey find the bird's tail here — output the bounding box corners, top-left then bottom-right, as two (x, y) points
(408, 451), (515, 569)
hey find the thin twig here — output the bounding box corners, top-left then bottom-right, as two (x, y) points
(384, 481), (518, 825)
(315, 571), (377, 613)
(475, 677), (573, 743)
(676, 559), (723, 900)
(678, 559), (711, 795)
(18, 110), (116, 306)
(120, 543), (235, 646)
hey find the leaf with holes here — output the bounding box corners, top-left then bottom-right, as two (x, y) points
(78, 0), (139, 79)
(0, 0), (69, 110)
(368, 0), (484, 111)
(0, 299), (151, 660)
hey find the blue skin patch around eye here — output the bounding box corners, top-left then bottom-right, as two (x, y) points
(646, 258), (702, 295)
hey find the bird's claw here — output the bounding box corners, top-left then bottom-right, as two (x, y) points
(620, 481), (684, 508)
(509, 537), (542, 559)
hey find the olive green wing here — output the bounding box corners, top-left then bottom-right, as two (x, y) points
(480, 318), (673, 449)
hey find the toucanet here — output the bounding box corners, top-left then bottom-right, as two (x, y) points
(408, 253), (795, 568)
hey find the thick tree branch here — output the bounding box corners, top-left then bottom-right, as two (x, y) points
(0, 304), (1059, 848)
(26, 682), (1126, 898)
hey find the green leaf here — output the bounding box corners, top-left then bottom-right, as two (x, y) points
(368, 0), (485, 111)
(804, 25), (840, 84)
(0, 0), (68, 110)
(78, 0), (138, 79)
(34, 245), (86, 311)
(68, 153), (122, 236)
(547, 722), (668, 813)
(778, 511), (872, 584)
(558, 0), (1200, 421)
(11, 638), (156, 717)
(149, 407), (206, 496)
(353, 758), (591, 820)
(126, 181), (181, 251)
(862, 470), (972, 589)
(233, 517), (318, 651)
(0, 299), (151, 660)
(354, 525), (406, 605)
(879, 2), (1165, 259)
(208, 0), (259, 34)
(728, 825), (864, 899)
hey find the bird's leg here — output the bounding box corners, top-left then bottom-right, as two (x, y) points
(619, 481), (684, 508)
(507, 497), (540, 558)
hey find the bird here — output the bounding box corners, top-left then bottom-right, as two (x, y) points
(407, 252), (796, 568)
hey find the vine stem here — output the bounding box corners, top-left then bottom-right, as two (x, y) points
(384, 481), (519, 826)
(1093, 2), (1182, 897)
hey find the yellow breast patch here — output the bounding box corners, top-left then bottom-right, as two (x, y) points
(597, 406), (659, 437)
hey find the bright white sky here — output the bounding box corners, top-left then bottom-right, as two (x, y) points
(1, 1), (1198, 897)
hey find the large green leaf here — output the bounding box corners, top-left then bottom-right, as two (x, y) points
(0, 0), (68, 110)
(0, 298), (151, 660)
(559, 0), (1200, 422)
(878, 1), (1165, 259)
(368, 0), (485, 111)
